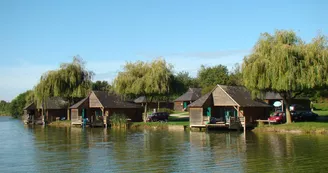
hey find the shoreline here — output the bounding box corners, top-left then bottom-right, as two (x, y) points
(252, 122), (328, 134)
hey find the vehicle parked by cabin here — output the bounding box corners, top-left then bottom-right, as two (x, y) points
(292, 111), (318, 122)
(268, 111), (286, 123)
(146, 112), (169, 122)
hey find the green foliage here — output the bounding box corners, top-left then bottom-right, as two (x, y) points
(313, 103), (328, 111)
(170, 71), (199, 96)
(157, 108), (174, 114)
(109, 113), (128, 128)
(9, 91), (31, 118)
(113, 58), (173, 121)
(227, 63), (243, 86)
(0, 100), (10, 115)
(197, 64), (230, 94)
(34, 56), (93, 107)
(243, 30), (328, 123)
(92, 80), (111, 91)
(114, 58), (173, 96)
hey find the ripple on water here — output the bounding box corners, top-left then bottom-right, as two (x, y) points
(1, 117), (328, 172)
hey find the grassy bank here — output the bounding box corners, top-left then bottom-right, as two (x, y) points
(313, 110), (328, 116)
(253, 122), (328, 134)
(129, 115), (189, 129)
(48, 120), (71, 127)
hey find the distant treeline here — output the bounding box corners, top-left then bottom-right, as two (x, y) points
(0, 100), (10, 116)
(7, 29), (328, 120)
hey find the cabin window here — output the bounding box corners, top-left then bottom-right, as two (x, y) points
(95, 110), (102, 116)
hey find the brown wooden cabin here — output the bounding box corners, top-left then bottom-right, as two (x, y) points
(263, 92), (311, 111)
(23, 97), (68, 125)
(134, 96), (174, 110)
(70, 91), (143, 127)
(189, 85), (271, 129)
(174, 88), (202, 111)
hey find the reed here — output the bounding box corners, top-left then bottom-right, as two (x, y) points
(109, 113), (128, 128)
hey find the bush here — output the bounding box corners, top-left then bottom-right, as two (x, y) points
(157, 108), (174, 114)
(109, 113), (128, 128)
(313, 103), (328, 111)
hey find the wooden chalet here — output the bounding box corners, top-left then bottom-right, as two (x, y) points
(174, 88), (202, 111)
(134, 96), (174, 110)
(23, 97), (69, 125)
(189, 85), (271, 130)
(70, 91), (143, 127)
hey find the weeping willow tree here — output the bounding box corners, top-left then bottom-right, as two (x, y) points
(113, 58), (173, 122)
(243, 30), (328, 123)
(34, 56), (93, 119)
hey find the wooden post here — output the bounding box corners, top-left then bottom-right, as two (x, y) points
(244, 115), (246, 133)
(101, 107), (106, 128)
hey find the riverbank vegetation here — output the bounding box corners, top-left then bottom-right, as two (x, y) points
(5, 30), (328, 127)
(48, 120), (71, 127)
(109, 113), (128, 128)
(0, 100), (10, 116)
(243, 30), (328, 124)
(254, 122), (328, 134)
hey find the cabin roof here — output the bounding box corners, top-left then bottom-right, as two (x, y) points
(188, 92), (212, 108)
(134, 96), (147, 103)
(174, 88), (202, 102)
(23, 102), (36, 110)
(43, 97), (69, 109)
(189, 85), (271, 108)
(93, 91), (142, 109)
(70, 97), (88, 109)
(218, 85), (270, 107)
(24, 97), (68, 110)
(263, 92), (309, 100)
(134, 96), (172, 103)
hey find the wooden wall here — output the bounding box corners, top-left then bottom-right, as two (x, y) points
(106, 108), (143, 122)
(47, 109), (68, 123)
(174, 101), (184, 111)
(71, 109), (81, 124)
(212, 87), (236, 106)
(190, 108), (203, 126)
(243, 107), (270, 124)
(89, 92), (103, 108)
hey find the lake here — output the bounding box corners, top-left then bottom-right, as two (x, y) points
(1, 116), (328, 172)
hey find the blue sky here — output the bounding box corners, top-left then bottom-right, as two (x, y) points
(0, 0), (327, 101)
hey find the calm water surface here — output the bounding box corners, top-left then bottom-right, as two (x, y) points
(1, 116), (328, 173)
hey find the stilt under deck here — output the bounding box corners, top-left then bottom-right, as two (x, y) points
(190, 121), (243, 130)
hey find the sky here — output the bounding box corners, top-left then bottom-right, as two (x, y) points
(0, 0), (327, 101)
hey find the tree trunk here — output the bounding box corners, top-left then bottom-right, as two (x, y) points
(157, 101), (160, 111)
(282, 97), (292, 124)
(143, 102), (148, 122)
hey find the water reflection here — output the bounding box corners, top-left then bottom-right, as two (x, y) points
(1, 116), (328, 173)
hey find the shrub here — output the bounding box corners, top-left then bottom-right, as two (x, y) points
(157, 108), (174, 114)
(109, 113), (128, 128)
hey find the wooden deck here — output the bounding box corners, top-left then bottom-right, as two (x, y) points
(256, 119), (271, 125)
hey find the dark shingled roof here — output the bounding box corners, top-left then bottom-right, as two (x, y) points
(93, 91), (142, 109)
(174, 88), (202, 102)
(263, 92), (309, 100)
(219, 85), (270, 107)
(70, 97), (88, 109)
(24, 102), (36, 110)
(134, 96), (147, 103)
(134, 96), (172, 103)
(263, 92), (282, 100)
(188, 92), (212, 108)
(24, 97), (68, 110)
(43, 97), (69, 109)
